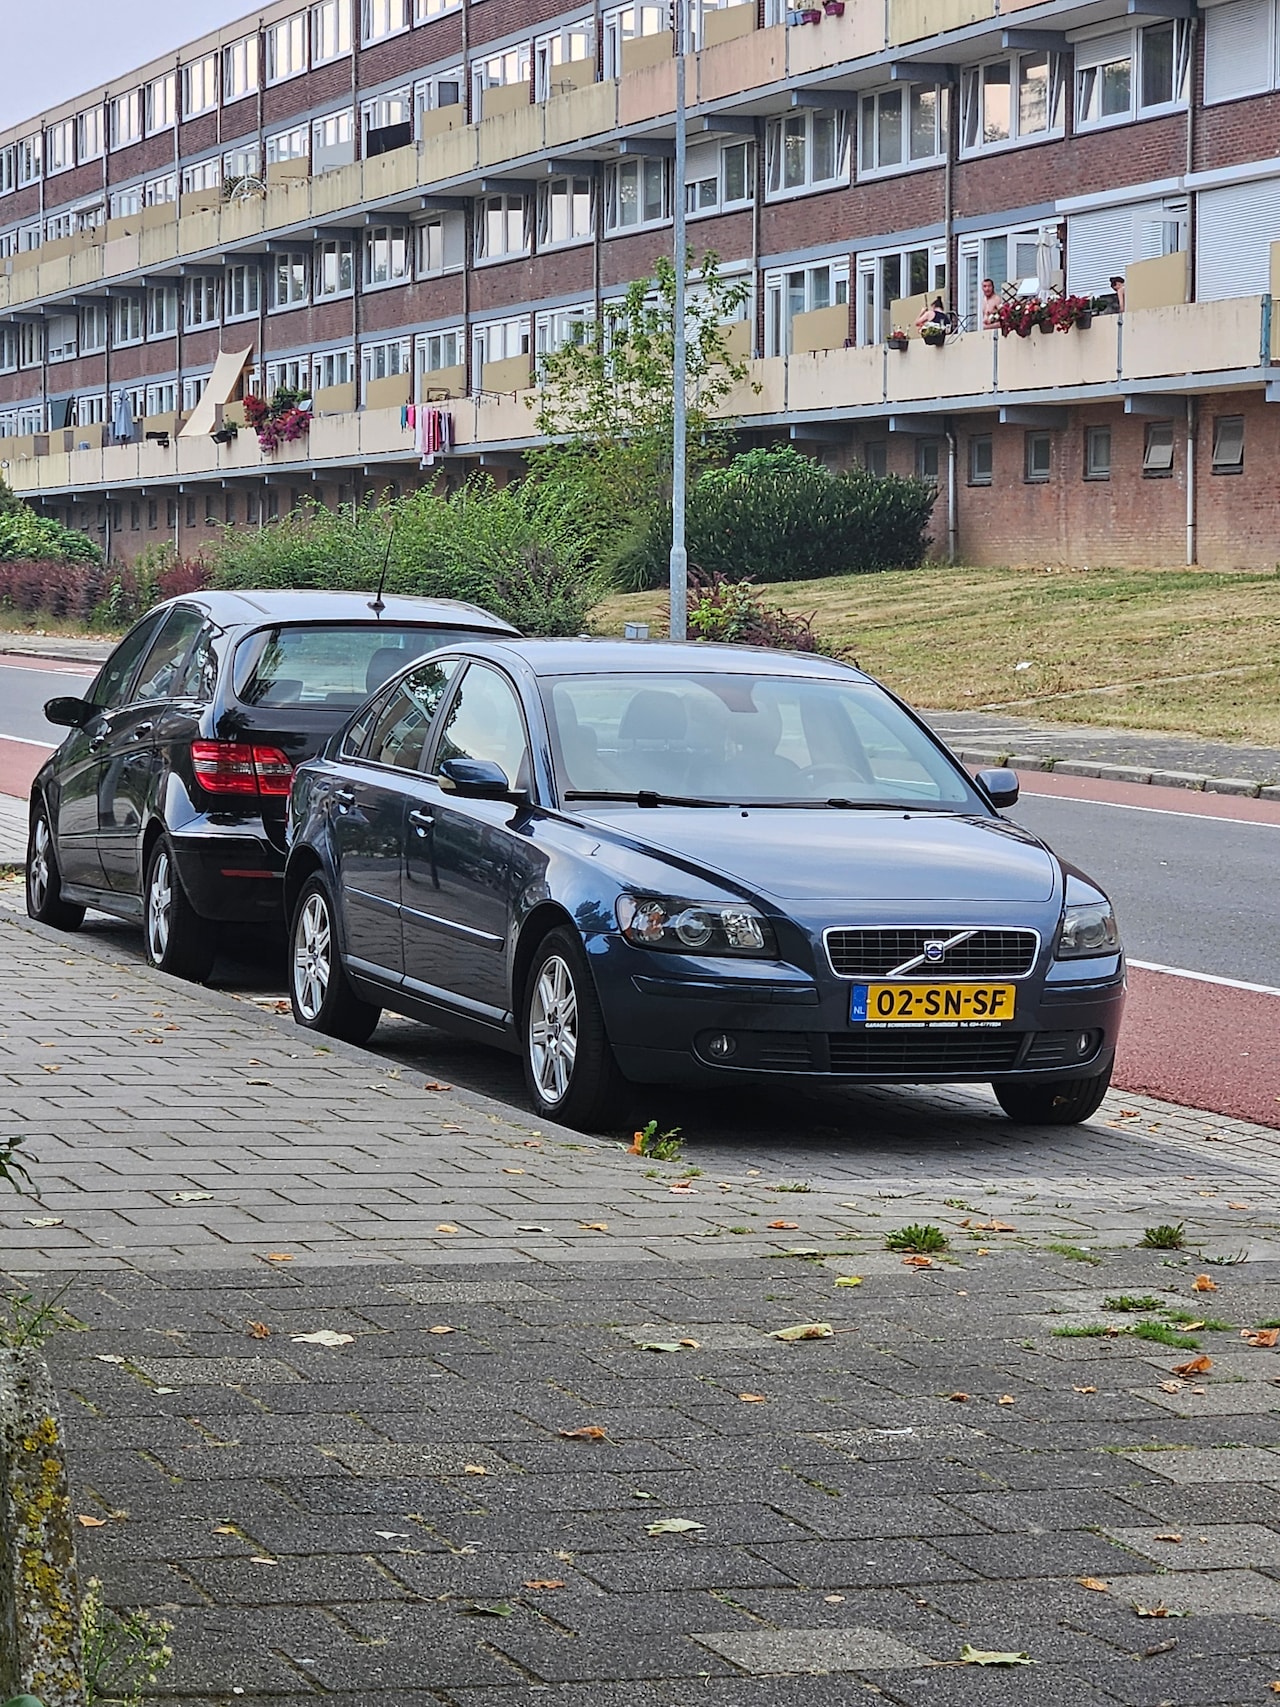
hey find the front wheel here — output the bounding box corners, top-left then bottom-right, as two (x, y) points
(144, 836), (216, 982)
(993, 1060), (1113, 1126)
(26, 804), (85, 931)
(522, 927), (626, 1130)
(289, 877), (381, 1044)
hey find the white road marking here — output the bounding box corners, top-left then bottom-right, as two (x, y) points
(1128, 959), (1280, 999)
(0, 734), (55, 749)
(1019, 788), (1280, 826)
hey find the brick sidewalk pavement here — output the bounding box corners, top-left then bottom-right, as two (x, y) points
(2, 911), (1278, 1704)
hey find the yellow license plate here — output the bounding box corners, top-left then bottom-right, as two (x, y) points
(851, 982), (1017, 1026)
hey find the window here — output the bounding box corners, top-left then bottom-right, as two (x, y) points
(46, 211), (76, 243)
(476, 194), (529, 262)
(18, 223), (41, 251)
(1024, 431), (1052, 481)
(535, 305), (592, 361)
(1084, 425), (1111, 480)
(1142, 419), (1174, 475)
(222, 35), (260, 101)
(473, 317), (531, 382)
(363, 659), (460, 769)
(685, 140), (752, 215)
(432, 664), (529, 789)
(183, 55), (219, 118)
(112, 295), (144, 346)
(147, 286), (179, 339)
(16, 133), (42, 185)
(362, 0), (409, 41)
(76, 107), (104, 162)
(267, 15), (308, 82)
(961, 53), (1063, 153)
(184, 376), (208, 413)
(418, 328), (464, 379)
(362, 337), (412, 390)
(602, 3), (668, 78)
(77, 394), (108, 427)
(225, 264), (262, 320)
(145, 73), (176, 134)
(313, 110), (355, 170)
(1212, 414), (1244, 473)
(864, 440), (888, 476)
(537, 176), (594, 246)
(859, 85), (946, 175)
(145, 382), (178, 417)
(416, 0), (462, 19)
(44, 119), (74, 176)
(535, 20), (594, 100)
(109, 91), (142, 149)
(1075, 22), (1190, 129)
(957, 223), (1060, 330)
(362, 89), (413, 154)
(473, 46), (531, 116)
(315, 238), (355, 297)
(266, 126), (309, 165)
(264, 358), (309, 395)
(416, 211), (465, 275)
(364, 224), (410, 285)
(604, 156), (670, 231)
(185, 276), (221, 328)
(915, 439), (942, 484)
(0, 328), (16, 374)
(766, 108), (849, 196)
(855, 243), (947, 345)
(314, 349), (355, 390)
(224, 145), (261, 184)
(415, 69), (464, 122)
(145, 174), (176, 206)
(766, 259), (850, 356)
(312, 0), (352, 62)
(270, 252), (309, 309)
(969, 435), (993, 486)
(0, 146), (14, 194)
(47, 314), (78, 363)
(182, 158), (223, 195)
(81, 303), (108, 354)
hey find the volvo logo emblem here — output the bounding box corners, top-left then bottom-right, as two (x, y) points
(923, 940), (947, 964)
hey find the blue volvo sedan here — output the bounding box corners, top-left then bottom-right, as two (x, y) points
(283, 639), (1125, 1130)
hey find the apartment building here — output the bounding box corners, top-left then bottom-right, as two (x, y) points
(0, 0), (1278, 566)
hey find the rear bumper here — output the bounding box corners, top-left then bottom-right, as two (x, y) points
(170, 830), (285, 923)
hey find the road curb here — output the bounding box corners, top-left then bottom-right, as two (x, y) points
(956, 746), (1280, 800)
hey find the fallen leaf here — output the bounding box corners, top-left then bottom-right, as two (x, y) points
(436, 1223), (460, 1234)
(970, 1217), (1016, 1232)
(459, 1600), (513, 1617)
(678, 1338), (700, 1348)
(902, 1254), (933, 1269)
(1269, 1683), (1280, 1694)
(428, 1325), (455, 1336)
(1171, 1356), (1212, 1375)
(23, 1216), (63, 1228)
(39, 1063), (61, 1073)
(834, 1276), (864, 1289)
(1140, 1639), (1179, 1658)
(1158, 1380), (1183, 1394)
(1133, 1603), (1189, 1618)
(997, 1394), (1016, 1405)
(213, 1525), (237, 1535)
(639, 1341), (687, 1353)
(768, 1219), (799, 1230)
(94, 1355), (125, 1365)
(524, 1579), (565, 1591)
(628, 1130), (646, 1154)
(669, 1181), (696, 1194)
(1227, 1202), (1250, 1210)
(770, 1322), (834, 1341)
(948, 1391), (970, 1403)
(263, 1252), (293, 1263)
(247, 1322), (271, 1339)
(1073, 1385), (1098, 1394)
(960, 1645), (1034, 1666)
(463, 1464), (489, 1476)
(580, 1222), (609, 1231)
(77, 1514), (107, 1528)
(171, 1190), (214, 1203)
(738, 1393), (766, 1403)
(502, 1167), (525, 1175)
(250, 1556), (279, 1566)
(559, 1426), (608, 1441)
(1180, 1321), (1206, 1331)
(423, 1080), (452, 1091)
(645, 1517), (706, 1536)
(290, 1330), (355, 1347)
(1077, 1577), (1110, 1592)
(1191, 1274), (1218, 1292)
(824, 1593), (845, 1604)
(1243, 1327), (1280, 1348)
(1153, 1532), (1183, 1543)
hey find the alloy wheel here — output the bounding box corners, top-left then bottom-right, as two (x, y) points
(293, 891), (332, 1022)
(28, 815), (51, 913)
(147, 848), (172, 963)
(528, 954), (578, 1105)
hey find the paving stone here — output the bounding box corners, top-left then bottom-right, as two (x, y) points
(691, 1625), (931, 1673)
(1103, 1522), (1280, 1571)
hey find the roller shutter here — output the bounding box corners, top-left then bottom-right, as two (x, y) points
(1196, 177), (1280, 298)
(1203, 0), (1273, 105)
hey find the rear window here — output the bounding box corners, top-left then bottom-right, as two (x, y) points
(232, 624), (483, 710)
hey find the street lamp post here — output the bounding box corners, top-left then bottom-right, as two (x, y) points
(668, 0), (689, 640)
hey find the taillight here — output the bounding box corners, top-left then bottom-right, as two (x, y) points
(190, 740), (294, 797)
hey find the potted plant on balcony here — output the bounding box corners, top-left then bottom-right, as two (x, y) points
(887, 328), (910, 351)
(994, 297), (1046, 338)
(1045, 293), (1094, 332)
(211, 419), (239, 445)
(920, 322), (947, 348)
(243, 386), (312, 452)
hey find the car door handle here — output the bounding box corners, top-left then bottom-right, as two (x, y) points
(333, 786), (356, 812)
(408, 808), (434, 835)
(88, 734), (108, 752)
(129, 723), (154, 741)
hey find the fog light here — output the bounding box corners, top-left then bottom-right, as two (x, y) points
(706, 1032), (737, 1061)
(1076, 1032), (1093, 1057)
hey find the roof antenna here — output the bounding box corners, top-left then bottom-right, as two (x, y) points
(368, 513), (397, 616)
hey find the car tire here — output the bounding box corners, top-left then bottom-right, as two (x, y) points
(144, 835), (217, 983)
(521, 926), (627, 1130)
(25, 803), (85, 931)
(289, 876), (382, 1045)
(993, 1060), (1113, 1126)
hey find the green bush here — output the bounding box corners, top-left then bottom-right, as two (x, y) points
(614, 445), (936, 590)
(0, 504), (100, 565)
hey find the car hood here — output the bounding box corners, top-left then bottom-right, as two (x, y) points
(576, 807), (1059, 904)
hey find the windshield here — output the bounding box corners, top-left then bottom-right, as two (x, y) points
(233, 624), (483, 710)
(542, 672), (978, 809)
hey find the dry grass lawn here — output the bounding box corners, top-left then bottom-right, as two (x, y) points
(595, 564), (1280, 746)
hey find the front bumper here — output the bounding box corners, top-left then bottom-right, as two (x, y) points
(596, 936), (1125, 1086)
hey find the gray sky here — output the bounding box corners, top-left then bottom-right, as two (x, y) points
(1, 0), (255, 130)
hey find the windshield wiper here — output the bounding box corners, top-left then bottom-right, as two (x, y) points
(824, 797), (949, 811)
(563, 790), (728, 808)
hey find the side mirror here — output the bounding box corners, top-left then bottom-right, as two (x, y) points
(44, 695), (96, 729)
(975, 766), (1019, 809)
(439, 756), (512, 799)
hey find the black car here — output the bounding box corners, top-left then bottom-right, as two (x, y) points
(26, 589), (518, 979)
(284, 638), (1124, 1131)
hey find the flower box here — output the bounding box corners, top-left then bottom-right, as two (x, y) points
(823, 1), (846, 15)
(887, 332), (910, 351)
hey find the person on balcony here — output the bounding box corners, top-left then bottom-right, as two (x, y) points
(1108, 274), (1126, 313)
(915, 297), (951, 333)
(980, 278), (1001, 328)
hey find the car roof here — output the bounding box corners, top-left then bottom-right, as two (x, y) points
(432, 636), (871, 681)
(152, 588), (519, 632)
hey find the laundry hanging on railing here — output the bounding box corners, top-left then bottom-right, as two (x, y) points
(403, 403), (454, 467)
(111, 391), (135, 444)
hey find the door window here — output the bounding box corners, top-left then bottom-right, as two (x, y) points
(133, 607), (206, 702)
(432, 664), (530, 790)
(365, 658), (459, 769)
(88, 613), (166, 709)
(175, 625), (220, 701)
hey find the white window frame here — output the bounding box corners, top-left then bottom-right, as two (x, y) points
(416, 210), (466, 275)
(418, 328), (464, 381)
(46, 211), (76, 243)
(267, 14), (309, 83)
(147, 285), (179, 339)
(362, 0), (410, 43)
(363, 223), (411, 286)
(264, 358), (310, 395)
(225, 263), (262, 321)
(415, 68), (464, 123)
(0, 327), (20, 372)
(16, 133), (42, 186)
(145, 73), (177, 136)
(314, 348), (355, 390)
(859, 84), (947, 177)
(684, 139), (753, 217)
(960, 53), (1064, 156)
(957, 220), (1060, 329)
(18, 322), (44, 370)
(475, 193), (530, 263)
(472, 46), (532, 116)
(361, 335), (412, 395)
(361, 88), (413, 145)
(185, 275), (222, 329)
(112, 295), (144, 347)
(537, 174), (595, 247)
(315, 236), (355, 297)
(535, 20), (595, 100)
(604, 155), (671, 232)
(535, 303), (592, 362)
(312, 0), (353, 63)
(182, 158), (223, 195)
(222, 35), (260, 101)
(44, 119), (75, 176)
(223, 145), (262, 184)
(80, 302), (108, 355)
(183, 55), (219, 119)
(1074, 21), (1191, 131)
(270, 252), (310, 310)
(182, 376), (209, 414)
(47, 314), (79, 363)
(313, 109), (355, 171)
(144, 173), (176, 207)
(855, 241), (947, 345)
(109, 91), (142, 150)
(472, 317), (531, 387)
(76, 107), (105, 162)
(416, 0), (462, 19)
(76, 394), (108, 427)
(109, 185), (142, 218)
(266, 126), (310, 165)
(0, 147), (15, 195)
(765, 107), (850, 199)
(602, 3), (669, 78)
(145, 382), (178, 418)
(764, 258), (850, 357)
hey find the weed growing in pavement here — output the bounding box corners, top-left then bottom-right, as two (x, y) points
(885, 1223), (948, 1254)
(1052, 1324), (1117, 1338)
(772, 1180), (812, 1193)
(1104, 1295), (1163, 1313)
(1205, 1249), (1248, 1265)
(1163, 1309), (1233, 1330)
(1256, 1317), (1280, 1329)
(1130, 1321), (1201, 1349)
(1141, 1224), (1186, 1250)
(0, 1282), (82, 1351)
(630, 1121), (683, 1161)
(1047, 1243), (1102, 1264)
(81, 1576), (173, 1707)
(0, 1129), (33, 1194)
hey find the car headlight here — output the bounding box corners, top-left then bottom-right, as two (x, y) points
(1056, 901), (1120, 958)
(616, 893), (777, 957)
